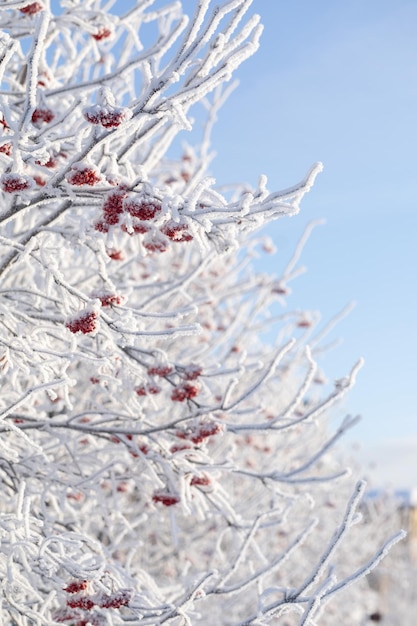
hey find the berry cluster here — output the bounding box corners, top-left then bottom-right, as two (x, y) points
(19, 2), (43, 14)
(56, 581), (132, 625)
(147, 364), (173, 377)
(175, 420), (224, 445)
(135, 383), (161, 396)
(182, 364), (203, 380)
(152, 490), (180, 507)
(67, 164), (101, 186)
(124, 197), (161, 221)
(84, 104), (131, 128)
(65, 310), (98, 335)
(161, 220), (193, 242)
(94, 188), (195, 253)
(90, 291), (124, 307)
(1, 173), (33, 194)
(63, 581), (89, 594)
(190, 473), (211, 487)
(31, 107), (54, 125)
(0, 143), (12, 156)
(171, 383), (200, 402)
(92, 28), (112, 41)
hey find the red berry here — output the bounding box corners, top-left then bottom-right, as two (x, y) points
(297, 319), (312, 328)
(106, 249), (124, 261)
(33, 175), (46, 187)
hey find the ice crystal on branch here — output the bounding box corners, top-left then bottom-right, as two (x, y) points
(0, 1), (404, 624)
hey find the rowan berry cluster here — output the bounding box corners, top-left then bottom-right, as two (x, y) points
(171, 382), (200, 402)
(31, 107), (54, 125)
(90, 291), (124, 307)
(19, 2), (43, 14)
(1, 173), (33, 193)
(92, 27), (112, 41)
(94, 186), (195, 253)
(55, 581), (132, 625)
(67, 164), (101, 186)
(152, 490), (180, 507)
(84, 104), (132, 128)
(175, 420), (224, 445)
(65, 310), (98, 335)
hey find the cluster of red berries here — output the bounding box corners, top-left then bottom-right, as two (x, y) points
(170, 442), (192, 453)
(36, 154), (59, 168)
(55, 581), (132, 625)
(19, 2), (43, 14)
(94, 188), (195, 252)
(175, 420), (224, 445)
(171, 383), (200, 402)
(147, 364), (173, 377)
(95, 189), (162, 234)
(134, 383), (161, 396)
(152, 490), (180, 507)
(65, 310), (98, 335)
(190, 473), (211, 487)
(31, 107), (54, 125)
(92, 27), (112, 41)
(182, 364), (203, 380)
(1, 174), (33, 194)
(160, 220), (193, 242)
(169, 364), (203, 401)
(90, 291), (124, 307)
(67, 165), (101, 186)
(84, 104), (131, 128)
(0, 143), (12, 156)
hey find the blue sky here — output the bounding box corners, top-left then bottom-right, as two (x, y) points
(189, 0), (417, 487)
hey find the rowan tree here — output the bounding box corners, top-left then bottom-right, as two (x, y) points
(0, 1), (404, 625)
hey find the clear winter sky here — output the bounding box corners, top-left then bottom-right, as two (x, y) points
(182, 0), (416, 488)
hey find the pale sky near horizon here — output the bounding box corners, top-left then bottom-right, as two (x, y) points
(192, 0), (417, 489)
